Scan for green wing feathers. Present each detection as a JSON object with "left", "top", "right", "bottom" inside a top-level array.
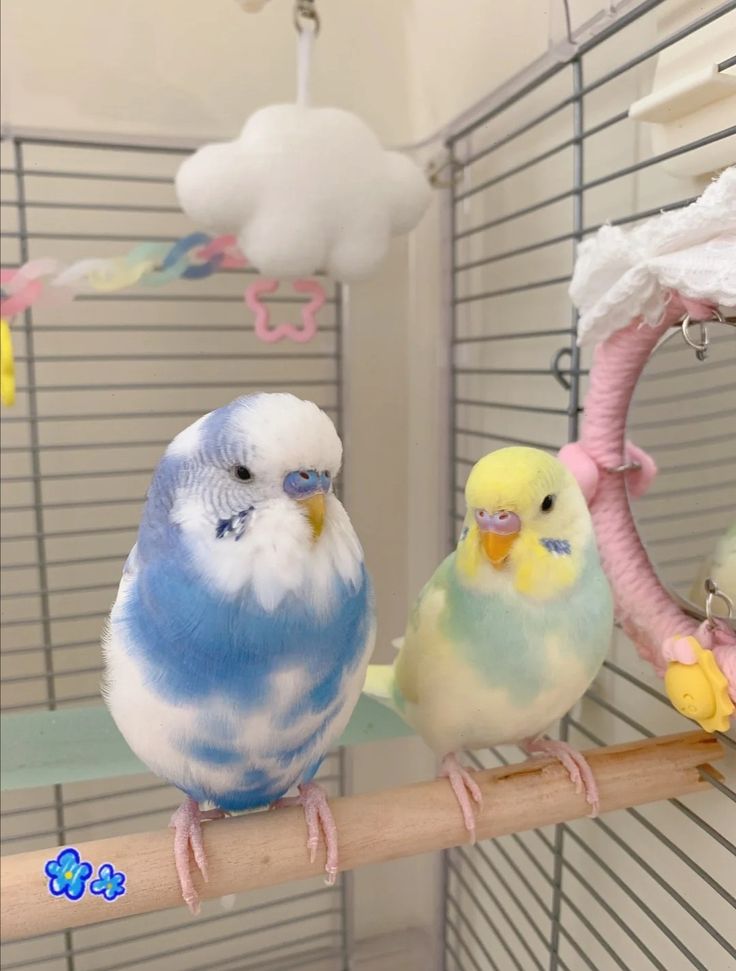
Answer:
[
  {"left": 363, "top": 664, "right": 398, "bottom": 711},
  {"left": 363, "top": 560, "right": 453, "bottom": 713}
]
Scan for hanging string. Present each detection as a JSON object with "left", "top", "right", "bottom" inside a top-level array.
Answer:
[
  {"left": 294, "top": 0, "right": 319, "bottom": 107},
  {"left": 297, "top": 25, "right": 314, "bottom": 106}
]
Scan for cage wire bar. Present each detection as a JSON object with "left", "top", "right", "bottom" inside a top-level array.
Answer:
[
  {"left": 0, "top": 134, "right": 351, "bottom": 971},
  {"left": 444, "top": 2, "right": 736, "bottom": 971}
]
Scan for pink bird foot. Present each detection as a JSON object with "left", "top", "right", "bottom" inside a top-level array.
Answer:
[
  {"left": 169, "top": 797, "right": 227, "bottom": 914},
  {"left": 521, "top": 736, "right": 600, "bottom": 816},
  {"left": 273, "top": 782, "right": 339, "bottom": 884},
  {"left": 440, "top": 753, "right": 483, "bottom": 842}
]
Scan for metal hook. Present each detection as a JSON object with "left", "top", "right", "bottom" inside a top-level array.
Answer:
[
  {"left": 426, "top": 153, "right": 463, "bottom": 188},
  {"left": 551, "top": 347, "right": 572, "bottom": 390},
  {"left": 704, "top": 577, "right": 735, "bottom": 629},
  {"left": 680, "top": 314, "right": 710, "bottom": 361},
  {"left": 294, "top": 0, "right": 320, "bottom": 35},
  {"left": 679, "top": 307, "right": 736, "bottom": 361}
]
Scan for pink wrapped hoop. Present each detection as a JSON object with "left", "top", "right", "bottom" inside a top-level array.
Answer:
[{"left": 559, "top": 295, "right": 735, "bottom": 693}]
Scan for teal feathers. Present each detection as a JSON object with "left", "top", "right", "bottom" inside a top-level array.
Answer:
[{"left": 364, "top": 447, "right": 614, "bottom": 755}]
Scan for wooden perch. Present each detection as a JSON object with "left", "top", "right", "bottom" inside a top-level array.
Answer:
[{"left": 0, "top": 730, "right": 722, "bottom": 942}]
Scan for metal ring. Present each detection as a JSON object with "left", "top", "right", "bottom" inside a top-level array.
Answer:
[
  {"left": 704, "top": 577, "right": 734, "bottom": 627},
  {"left": 680, "top": 314, "right": 710, "bottom": 361},
  {"left": 294, "top": 0, "right": 320, "bottom": 35},
  {"left": 680, "top": 306, "right": 732, "bottom": 361},
  {"left": 607, "top": 462, "right": 642, "bottom": 474}
]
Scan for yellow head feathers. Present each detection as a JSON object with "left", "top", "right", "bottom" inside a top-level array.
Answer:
[
  {"left": 457, "top": 447, "right": 593, "bottom": 599},
  {"left": 465, "top": 447, "right": 571, "bottom": 515}
]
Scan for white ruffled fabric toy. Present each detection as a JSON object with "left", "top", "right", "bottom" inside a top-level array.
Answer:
[
  {"left": 571, "top": 166, "right": 736, "bottom": 345},
  {"left": 176, "top": 104, "right": 430, "bottom": 282}
]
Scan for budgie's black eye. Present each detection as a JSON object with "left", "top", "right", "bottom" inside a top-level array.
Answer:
[
  {"left": 233, "top": 465, "right": 252, "bottom": 482},
  {"left": 541, "top": 494, "right": 555, "bottom": 512}
]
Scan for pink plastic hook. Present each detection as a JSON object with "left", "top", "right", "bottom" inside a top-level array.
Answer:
[
  {"left": 245, "top": 278, "right": 325, "bottom": 344},
  {"left": 196, "top": 235, "right": 248, "bottom": 270},
  {"left": 0, "top": 269, "right": 43, "bottom": 318}
]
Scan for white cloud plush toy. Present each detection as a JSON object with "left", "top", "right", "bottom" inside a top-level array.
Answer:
[{"left": 176, "top": 104, "right": 431, "bottom": 282}]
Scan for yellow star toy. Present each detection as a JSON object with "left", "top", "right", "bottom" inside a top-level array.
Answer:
[{"left": 664, "top": 636, "right": 734, "bottom": 733}]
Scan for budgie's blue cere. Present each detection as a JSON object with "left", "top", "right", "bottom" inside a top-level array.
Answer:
[{"left": 104, "top": 393, "right": 374, "bottom": 911}]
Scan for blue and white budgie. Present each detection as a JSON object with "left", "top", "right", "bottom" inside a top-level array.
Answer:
[
  {"left": 365, "top": 447, "right": 613, "bottom": 839},
  {"left": 104, "top": 393, "right": 374, "bottom": 912}
]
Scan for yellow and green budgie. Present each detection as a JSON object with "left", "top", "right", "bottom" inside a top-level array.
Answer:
[{"left": 365, "top": 446, "right": 614, "bottom": 839}]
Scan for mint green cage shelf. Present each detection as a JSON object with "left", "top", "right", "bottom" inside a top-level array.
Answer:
[{"left": 1, "top": 697, "right": 413, "bottom": 792}]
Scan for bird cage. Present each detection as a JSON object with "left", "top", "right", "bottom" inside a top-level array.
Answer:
[{"left": 1, "top": 2, "right": 734, "bottom": 970}]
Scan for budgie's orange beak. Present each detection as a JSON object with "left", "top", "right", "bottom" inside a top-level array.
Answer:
[
  {"left": 481, "top": 530, "right": 518, "bottom": 567},
  {"left": 476, "top": 509, "right": 521, "bottom": 568},
  {"left": 299, "top": 493, "right": 325, "bottom": 540}
]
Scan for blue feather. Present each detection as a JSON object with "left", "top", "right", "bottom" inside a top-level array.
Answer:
[
  {"left": 187, "top": 769, "right": 283, "bottom": 812},
  {"left": 186, "top": 740, "right": 242, "bottom": 766},
  {"left": 119, "top": 555, "right": 371, "bottom": 704},
  {"left": 118, "top": 554, "right": 371, "bottom": 810},
  {"left": 540, "top": 537, "right": 572, "bottom": 556},
  {"left": 121, "top": 557, "right": 370, "bottom": 713}
]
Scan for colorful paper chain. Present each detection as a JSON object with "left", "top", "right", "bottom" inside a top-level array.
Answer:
[
  {"left": 0, "top": 233, "right": 246, "bottom": 318},
  {"left": 0, "top": 234, "right": 327, "bottom": 406}
]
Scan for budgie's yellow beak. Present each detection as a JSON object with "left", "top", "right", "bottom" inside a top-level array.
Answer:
[
  {"left": 299, "top": 493, "right": 325, "bottom": 540},
  {"left": 284, "top": 469, "right": 329, "bottom": 541},
  {"left": 481, "top": 528, "right": 519, "bottom": 567},
  {"left": 476, "top": 508, "right": 521, "bottom": 568}
]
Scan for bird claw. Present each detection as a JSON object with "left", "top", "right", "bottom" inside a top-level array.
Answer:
[
  {"left": 440, "top": 753, "right": 483, "bottom": 842},
  {"left": 522, "top": 736, "right": 600, "bottom": 817},
  {"left": 169, "top": 798, "right": 226, "bottom": 914},
  {"left": 274, "top": 782, "right": 339, "bottom": 882},
  {"left": 324, "top": 864, "right": 338, "bottom": 887}
]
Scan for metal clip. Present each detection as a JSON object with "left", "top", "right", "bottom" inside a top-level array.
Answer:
[
  {"left": 680, "top": 307, "right": 736, "bottom": 361},
  {"left": 551, "top": 347, "right": 572, "bottom": 390},
  {"left": 704, "top": 577, "right": 735, "bottom": 629},
  {"left": 294, "top": 0, "right": 320, "bottom": 35},
  {"left": 426, "top": 152, "right": 463, "bottom": 188},
  {"left": 681, "top": 314, "right": 710, "bottom": 361}
]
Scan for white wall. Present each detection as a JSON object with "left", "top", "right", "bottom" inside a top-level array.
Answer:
[
  {"left": 404, "top": 0, "right": 552, "bottom": 141},
  {"left": 0, "top": 0, "right": 412, "bottom": 143}
]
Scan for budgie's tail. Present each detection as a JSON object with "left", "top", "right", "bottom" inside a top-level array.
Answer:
[{"left": 363, "top": 663, "right": 397, "bottom": 712}]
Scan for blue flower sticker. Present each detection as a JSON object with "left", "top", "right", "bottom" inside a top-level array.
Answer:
[
  {"left": 44, "top": 848, "right": 92, "bottom": 901},
  {"left": 90, "top": 863, "right": 126, "bottom": 902}
]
